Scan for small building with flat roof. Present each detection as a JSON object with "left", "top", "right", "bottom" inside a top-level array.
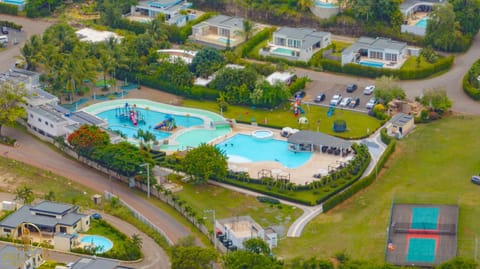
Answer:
[
  {"left": 130, "top": 0, "right": 193, "bottom": 26},
  {"left": 216, "top": 215, "right": 277, "bottom": 250},
  {"left": 76, "top": 28, "right": 123, "bottom": 43},
  {"left": 266, "top": 71, "right": 296, "bottom": 85},
  {"left": 387, "top": 112, "right": 415, "bottom": 139}
]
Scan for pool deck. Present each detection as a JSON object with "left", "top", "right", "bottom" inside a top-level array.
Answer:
[{"left": 212, "top": 123, "right": 353, "bottom": 185}]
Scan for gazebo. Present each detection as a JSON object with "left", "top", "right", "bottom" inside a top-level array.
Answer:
[{"left": 287, "top": 130, "right": 352, "bottom": 152}]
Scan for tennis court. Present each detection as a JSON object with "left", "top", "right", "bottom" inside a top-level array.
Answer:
[{"left": 385, "top": 203, "right": 458, "bottom": 267}]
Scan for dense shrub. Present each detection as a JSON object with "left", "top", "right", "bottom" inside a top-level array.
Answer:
[
  {"left": 238, "top": 27, "right": 275, "bottom": 57},
  {"left": 288, "top": 76, "right": 308, "bottom": 94},
  {"left": 380, "top": 128, "right": 391, "bottom": 145},
  {"left": 113, "top": 19, "right": 147, "bottom": 35},
  {"left": 462, "top": 59, "right": 480, "bottom": 100},
  {"left": 257, "top": 196, "right": 280, "bottom": 205},
  {"left": 0, "top": 3, "right": 18, "bottom": 15},
  {"left": 0, "top": 136, "right": 16, "bottom": 146}
]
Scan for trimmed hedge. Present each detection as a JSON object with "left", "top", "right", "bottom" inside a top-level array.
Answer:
[
  {"left": 0, "top": 3, "right": 18, "bottom": 15},
  {"left": 319, "top": 56, "right": 454, "bottom": 80},
  {"left": 237, "top": 27, "right": 275, "bottom": 58},
  {"left": 462, "top": 59, "right": 480, "bottom": 100},
  {"left": 0, "top": 20, "right": 22, "bottom": 31},
  {"left": 323, "top": 140, "right": 396, "bottom": 212},
  {"left": 257, "top": 196, "right": 280, "bottom": 205},
  {"left": 380, "top": 127, "right": 392, "bottom": 145}
]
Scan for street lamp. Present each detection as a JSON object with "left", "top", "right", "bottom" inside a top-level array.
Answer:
[
  {"left": 204, "top": 209, "right": 216, "bottom": 249},
  {"left": 140, "top": 163, "right": 151, "bottom": 198}
]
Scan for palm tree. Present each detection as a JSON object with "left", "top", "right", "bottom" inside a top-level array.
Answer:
[
  {"left": 98, "top": 49, "right": 113, "bottom": 91},
  {"left": 241, "top": 19, "right": 255, "bottom": 41},
  {"left": 14, "top": 186, "right": 34, "bottom": 205},
  {"left": 21, "top": 35, "right": 44, "bottom": 71},
  {"left": 131, "top": 234, "right": 143, "bottom": 249}
]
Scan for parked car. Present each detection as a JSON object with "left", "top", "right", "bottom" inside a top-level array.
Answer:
[
  {"left": 314, "top": 93, "right": 326, "bottom": 103},
  {"left": 91, "top": 213, "right": 102, "bottom": 219},
  {"left": 472, "top": 175, "right": 480, "bottom": 185},
  {"left": 346, "top": 84, "right": 358, "bottom": 93},
  {"left": 366, "top": 98, "right": 378, "bottom": 109},
  {"left": 339, "top": 97, "right": 352, "bottom": 107},
  {"left": 364, "top": 85, "right": 375, "bottom": 95},
  {"left": 349, "top": 97, "right": 360, "bottom": 108},
  {"left": 1, "top": 26, "right": 8, "bottom": 35},
  {"left": 330, "top": 94, "right": 343, "bottom": 106},
  {"left": 294, "top": 91, "right": 306, "bottom": 99}
]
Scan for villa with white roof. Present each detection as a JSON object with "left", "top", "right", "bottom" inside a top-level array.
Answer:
[
  {"left": 341, "top": 37, "right": 408, "bottom": 67},
  {"left": 190, "top": 15, "right": 247, "bottom": 49},
  {"left": 130, "top": 0, "right": 193, "bottom": 26},
  {"left": 260, "top": 27, "right": 331, "bottom": 62}
]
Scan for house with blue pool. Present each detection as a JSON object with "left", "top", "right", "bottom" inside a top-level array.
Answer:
[
  {"left": 190, "top": 15, "right": 251, "bottom": 49},
  {"left": 130, "top": 0, "right": 194, "bottom": 26},
  {"left": 0, "top": 201, "right": 91, "bottom": 251},
  {"left": 260, "top": 27, "right": 331, "bottom": 62},
  {"left": 0, "top": 0, "right": 26, "bottom": 11},
  {"left": 341, "top": 37, "right": 408, "bottom": 68},
  {"left": 400, "top": 0, "right": 445, "bottom": 36}
]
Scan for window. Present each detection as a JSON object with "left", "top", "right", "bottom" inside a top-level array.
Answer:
[
  {"left": 38, "top": 118, "right": 42, "bottom": 122},
  {"left": 45, "top": 121, "right": 49, "bottom": 126},
  {"left": 3, "top": 228, "right": 11, "bottom": 233},
  {"left": 218, "top": 28, "right": 230, "bottom": 37},
  {"left": 59, "top": 226, "right": 66, "bottom": 233}
]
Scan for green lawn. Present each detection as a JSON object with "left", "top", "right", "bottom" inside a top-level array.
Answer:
[
  {"left": 182, "top": 99, "right": 382, "bottom": 139},
  {"left": 274, "top": 115, "right": 480, "bottom": 261},
  {"left": 401, "top": 55, "right": 435, "bottom": 70},
  {"left": 174, "top": 180, "right": 303, "bottom": 232}
]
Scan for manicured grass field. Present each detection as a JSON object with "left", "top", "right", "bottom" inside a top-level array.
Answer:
[
  {"left": 174, "top": 180, "right": 302, "bottom": 231},
  {"left": 275, "top": 115, "right": 480, "bottom": 261},
  {"left": 182, "top": 99, "right": 382, "bottom": 139}
]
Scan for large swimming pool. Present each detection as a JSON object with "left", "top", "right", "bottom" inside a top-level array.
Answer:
[
  {"left": 83, "top": 99, "right": 231, "bottom": 151},
  {"left": 217, "top": 134, "right": 312, "bottom": 168},
  {"left": 96, "top": 108, "right": 203, "bottom": 141}
]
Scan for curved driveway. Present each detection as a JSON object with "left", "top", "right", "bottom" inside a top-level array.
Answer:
[{"left": 0, "top": 127, "right": 193, "bottom": 249}]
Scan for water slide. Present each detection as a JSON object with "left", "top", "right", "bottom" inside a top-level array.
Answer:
[
  {"left": 154, "top": 116, "right": 175, "bottom": 130},
  {"left": 129, "top": 111, "right": 138, "bottom": 126}
]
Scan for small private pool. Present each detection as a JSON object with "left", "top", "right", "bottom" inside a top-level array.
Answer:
[
  {"left": 359, "top": 61, "right": 385, "bottom": 68},
  {"left": 272, "top": 47, "right": 296, "bottom": 56},
  {"left": 415, "top": 17, "right": 429, "bottom": 28},
  {"left": 80, "top": 235, "right": 113, "bottom": 253}
]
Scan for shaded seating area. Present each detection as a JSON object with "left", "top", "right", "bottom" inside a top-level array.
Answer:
[{"left": 288, "top": 130, "right": 352, "bottom": 153}]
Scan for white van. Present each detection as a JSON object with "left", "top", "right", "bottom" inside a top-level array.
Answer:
[{"left": 0, "top": 35, "right": 8, "bottom": 44}]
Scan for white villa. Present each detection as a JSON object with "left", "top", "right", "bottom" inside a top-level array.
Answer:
[
  {"left": 190, "top": 15, "right": 248, "bottom": 49},
  {"left": 130, "top": 0, "right": 194, "bottom": 26},
  {"left": 341, "top": 37, "right": 408, "bottom": 68},
  {"left": 260, "top": 27, "right": 331, "bottom": 62},
  {"left": 400, "top": 0, "right": 445, "bottom": 36}
]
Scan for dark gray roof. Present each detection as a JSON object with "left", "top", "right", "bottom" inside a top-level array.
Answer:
[
  {"left": 344, "top": 37, "right": 407, "bottom": 54},
  {"left": 68, "top": 111, "right": 106, "bottom": 126},
  {"left": 0, "top": 202, "right": 86, "bottom": 228},
  {"left": 390, "top": 113, "right": 413, "bottom": 126},
  {"left": 31, "top": 201, "right": 73, "bottom": 214},
  {"left": 33, "top": 87, "right": 57, "bottom": 101},
  {"left": 400, "top": 0, "right": 443, "bottom": 13},
  {"left": 0, "top": 245, "right": 42, "bottom": 269},
  {"left": 288, "top": 130, "right": 352, "bottom": 148},
  {"left": 71, "top": 257, "right": 121, "bottom": 269}
]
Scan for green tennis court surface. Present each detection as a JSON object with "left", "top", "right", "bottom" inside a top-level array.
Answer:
[
  {"left": 407, "top": 238, "right": 436, "bottom": 262},
  {"left": 411, "top": 207, "right": 439, "bottom": 229}
]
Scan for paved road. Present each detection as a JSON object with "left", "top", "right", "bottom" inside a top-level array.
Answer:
[
  {"left": 0, "top": 127, "right": 194, "bottom": 254},
  {"left": 297, "top": 31, "right": 480, "bottom": 115},
  {"left": 0, "top": 14, "right": 52, "bottom": 71}
]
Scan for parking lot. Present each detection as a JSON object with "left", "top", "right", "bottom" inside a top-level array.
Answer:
[
  {"left": 301, "top": 79, "right": 377, "bottom": 113},
  {"left": 0, "top": 27, "right": 26, "bottom": 48}
]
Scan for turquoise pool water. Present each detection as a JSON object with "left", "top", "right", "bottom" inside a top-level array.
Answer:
[
  {"left": 407, "top": 238, "right": 436, "bottom": 263},
  {"left": 3, "top": 0, "right": 25, "bottom": 4},
  {"left": 416, "top": 17, "right": 429, "bottom": 28},
  {"left": 83, "top": 99, "right": 231, "bottom": 151},
  {"left": 96, "top": 108, "right": 203, "bottom": 141},
  {"left": 272, "top": 47, "right": 296, "bottom": 56},
  {"left": 314, "top": 0, "right": 337, "bottom": 8},
  {"left": 217, "top": 134, "right": 312, "bottom": 168},
  {"left": 359, "top": 61, "right": 384, "bottom": 68},
  {"left": 81, "top": 235, "right": 113, "bottom": 253},
  {"left": 218, "top": 37, "right": 234, "bottom": 44}
]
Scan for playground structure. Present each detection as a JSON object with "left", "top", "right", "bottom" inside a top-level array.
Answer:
[
  {"left": 115, "top": 103, "right": 145, "bottom": 126},
  {"left": 154, "top": 114, "right": 177, "bottom": 131},
  {"left": 327, "top": 106, "right": 335, "bottom": 117},
  {"left": 291, "top": 97, "right": 305, "bottom": 117}
]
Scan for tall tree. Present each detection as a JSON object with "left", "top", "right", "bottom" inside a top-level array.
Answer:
[
  {"left": 419, "top": 87, "right": 452, "bottom": 113},
  {"left": 241, "top": 19, "right": 255, "bottom": 41},
  {"left": 450, "top": 0, "right": 480, "bottom": 36},
  {"left": 171, "top": 245, "right": 217, "bottom": 269},
  {"left": 67, "top": 125, "right": 110, "bottom": 156},
  {"left": 0, "top": 82, "right": 26, "bottom": 136},
  {"left": 190, "top": 47, "right": 225, "bottom": 78},
  {"left": 374, "top": 76, "right": 406, "bottom": 104},
  {"left": 15, "top": 186, "right": 35, "bottom": 205},
  {"left": 425, "top": 3, "right": 462, "bottom": 51},
  {"left": 183, "top": 143, "right": 228, "bottom": 184}
]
